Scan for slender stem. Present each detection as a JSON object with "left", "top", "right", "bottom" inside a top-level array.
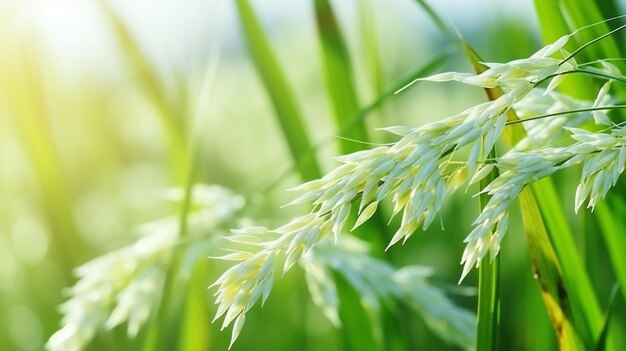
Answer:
[
  {"left": 560, "top": 23, "right": 626, "bottom": 65},
  {"left": 534, "top": 69, "right": 626, "bottom": 87},
  {"left": 505, "top": 105, "right": 626, "bottom": 125},
  {"left": 476, "top": 147, "right": 500, "bottom": 351}
]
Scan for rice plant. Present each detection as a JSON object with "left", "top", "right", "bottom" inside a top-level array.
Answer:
[
  {"left": 3, "top": 1, "right": 626, "bottom": 351},
  {"left": 211, "top": 13, "right": 626, "bottom": 350}
]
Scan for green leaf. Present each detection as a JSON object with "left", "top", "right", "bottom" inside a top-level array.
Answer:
[
  {"left": 532, "top": 3, "right": 624, "bottom": 348},
  {"left": 178, "top": 258, "right": 211, "bottom": 351},
  {"left": 358, "top": 0, "right": 384, "bottom": 112},
  {"left": 595, "top": 198, "right": 626, "bottom": 307},
  {"left": 235, "top": 0, "right": 322, "bottom": 181},
  {"left": 333, "top": 273, "right": 382, "bottom": 351},
  {"left": 517, "top": 190, "right": 586, "bottom": 350},
  {"left": 99, "top": 1, "right": 188, "bottom": 183},
  {"left": 0, "top": 46, "right": 84, "bottom": 270},
  {"left": 595, "top": 282, "right": 619, "bottom": 351},
  {"left": 530, "top": 179, "right": 603, "bottom": 349},
  {"left": 313, "top": 0, "right": 367, "bottom": 154},
  {"left": 560, "top": 0, "right": 624, "bottom": 61}
]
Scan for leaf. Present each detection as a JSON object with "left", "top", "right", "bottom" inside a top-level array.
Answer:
[
  {"left": 595, "top": 282, "right": 620, "bottom": 351},
  {"left": 313, "top": 0, "right": 367, "bottom": 154},
  {"left": 178, "top": 263, "right": 211, "bottom": 351},
  {"left": 99, "top": 1, "right": 188, "bottom": 183},
  {"left": 235, "top": 0, "right": 322, "bottom": 181},
  {"left": 595, "top": 197, "right": 626, "bottom": 308},
  {"left": 518, "top": 190, "right": 585, "bottom": 350}
]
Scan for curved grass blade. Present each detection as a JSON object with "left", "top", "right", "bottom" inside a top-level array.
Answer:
[
  {"left": 359, "top": 0, "right": 384, "bottom": 114},
  {"left": 313, "top": 0, "right": 367, "bottom": 154},
  {"left": 560, "top": 0, "right": 624, "bottom": 61},
  {"left": 0, "top": 47, "right": 85, "bottom": 271},
  {"left": 532, "top": 4, "right": 625, "bottom": 348},
  {"left": 517, "top": 191, "right": 585, "bottom": 350},
  {"left": 99, "top": 1, "right": 188, "bottom": 183},
  {"left": 530, "top": 181, "right": 608, "bottom": 349},
  {"left": 476, "top": 149, "right": 500, "bottom": 351},
  {"left": 235, "top": 0, "right": 322, "bottom": 181},
  {"left": 595, "top": 198, "right": 626, "bottom": 308}
]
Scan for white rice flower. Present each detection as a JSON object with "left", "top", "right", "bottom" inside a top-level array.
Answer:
[
  {"left": 216, "top": 233, "right": 477, "bottom": 349},
  {"left": 419, "top": 35, "right": 576, "bottom": 92},
  {"left": 211, "top": 214, "right": 332, "bottom": 349},
  {"left": 460, "top": 126, "right": 626, "bottom": 281},
  {"left": 211, "top": 124, "right": 464, "bottom": 346},
  {"left": 591, "top": 80, "right": 614, "bottom": 125},
  {"left": 47, "top": 185, "right": 243, "bottom": 351},
  {"left": 47, "top": 222, "right": 176, "bottom": 351},
  {"left": 213, "top": 31, "right": 626, "bottom": 343},
  {"left": 570, "top": 127, "right": 626, "bottom": 210},
  {"left": 304, "top": 236, "right": 476, "bottom": 350},
  {"left": 513, "top": 89, "right": 594, "bottom": 151}
]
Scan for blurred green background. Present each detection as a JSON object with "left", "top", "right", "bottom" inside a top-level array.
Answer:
[{"left": 1, "top": 0, "right": 625, "bottom": 350}]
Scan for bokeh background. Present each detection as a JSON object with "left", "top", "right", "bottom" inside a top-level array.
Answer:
[{"left": 1, "top": 0, "right": 624, "bottom": 350}]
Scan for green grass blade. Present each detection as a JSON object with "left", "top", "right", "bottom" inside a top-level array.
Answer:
[
  {"left": 530, "top": 180, "right": 604, "bottom": 348},
  {"left": 359, "top": 0, "right": 384, "bottom": 110},
  {"left": 536, "top": 0, "right": 622, "bottom": 61},
  {"left": 0, "top": 48, "right": 84, "bottom": 270},
  {"left": 595, "top": 198, "right": 626, "bottom": 306},
  {"left": 178, "top": 263, "right": 211, "bottom": 351},
  {"left": 517, "top": 190, "right": 586, "bottom": 350},
  {"left": 560, "top": 0, "right": 624, "bottom": 61},
  {"left": 594, "top": 0, "right": 625, "bottom": 48},
  {"left": 532, "top": 0, "right": 577, "bottom": 49},
  {"left": 313, "top": 0, "right": 367, "bottom": 154},
  {"left": 532, "top": 0, "right": 595, "bottom": 100},
  {"left": 333, "top": 273, "right": 382, "bottom": 351},
  {"left": 99, "top": 1, "right": 188, "bottom": 183},
  {"left": 235, "top": 0, "right": 321, "bottom": 181},
  {"left": 533, "top": 4, "right": 624, "bottom": 348}
]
